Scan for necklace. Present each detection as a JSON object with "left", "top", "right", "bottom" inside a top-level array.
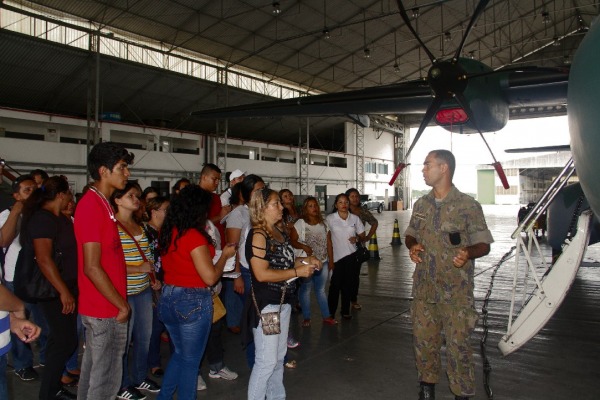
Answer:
[{"left": 89, "top": 185, "right": 117, "bottom": 222}]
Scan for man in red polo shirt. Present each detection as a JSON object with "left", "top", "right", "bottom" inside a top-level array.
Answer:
[
  {"left": 75, "top": 142, "right": 134, "bottom": 400},
  {"left": 199, "top": 164, "right": 229, "bottom": 243}
]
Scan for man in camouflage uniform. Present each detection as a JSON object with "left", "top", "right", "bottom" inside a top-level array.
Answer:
[{"left": 405, "top": 150, "right": 493, "bottom": 400}]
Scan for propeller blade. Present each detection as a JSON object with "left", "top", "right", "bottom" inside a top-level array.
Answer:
[
  {"left": 389, "top": 95, "right": 444, "bottom": 186},
  {"left": 395, "top": 0, "right": 436, "bottom": 63},
  {"left": 492, "top": 162, "right": 510, "bottom": 190},
  {"left": 405, "top": 95, "right": 445, "bottom": 159},
  {"left": 388, "top": 163, "right": 408, "bottom": 186},
  {"left": 454, "top": 0, "right": 491, "bottom": 61},
  {"left": 454, "top": 93, "right": 510, "bottom": 189}
]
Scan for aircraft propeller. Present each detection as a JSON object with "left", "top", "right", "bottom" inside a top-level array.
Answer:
[{"left": 389, "top": 0, "right": 510, "bottom": 189}]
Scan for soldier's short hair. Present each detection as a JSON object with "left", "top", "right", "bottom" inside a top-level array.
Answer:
[{"left": 431, "top": 149, "right": 456, "bottom": 179}]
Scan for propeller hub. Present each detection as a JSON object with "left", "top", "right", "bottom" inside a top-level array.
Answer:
[{"left": 427, "top": 61, "right": 468, "bottom": 99}]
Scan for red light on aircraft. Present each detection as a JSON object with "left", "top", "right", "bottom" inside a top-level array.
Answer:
[{"left": 435, "top": 108, "right": 469, "bottom": 125}]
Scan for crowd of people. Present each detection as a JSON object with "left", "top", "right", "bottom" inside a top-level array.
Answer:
[{"left": 0, "top": 145, "right": 492, "bottom": 400}]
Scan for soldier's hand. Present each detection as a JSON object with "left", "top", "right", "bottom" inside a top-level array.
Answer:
[
  {"left": 453, "top": 248, "right": 469, "bottom": 268},
  {"left": 409, "top": 244, "right": 424, "bottom": 264}
]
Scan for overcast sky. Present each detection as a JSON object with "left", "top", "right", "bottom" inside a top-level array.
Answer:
[{"left": 407, "top": 115, "right": 571, "bottom": 193}]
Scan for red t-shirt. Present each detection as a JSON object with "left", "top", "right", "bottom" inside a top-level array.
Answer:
[
  {"left": 74, "top": 190, "right": 127, "bottom": 318},
  {"left": 209, "top": 193, "right": 225, "bottom": 244},
  {"left": 162, "top": 228, "right": 215, "bottom": 288}
]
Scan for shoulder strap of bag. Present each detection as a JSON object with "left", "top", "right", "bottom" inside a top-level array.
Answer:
[{"left": 117, "top": 221, "right": 156, "bottom": 284}]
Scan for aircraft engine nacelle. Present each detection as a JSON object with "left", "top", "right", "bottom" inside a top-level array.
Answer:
[{"left": 435, "top": 58, "right": 509, "bottom": 134}]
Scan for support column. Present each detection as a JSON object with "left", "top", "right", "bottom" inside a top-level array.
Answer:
[
  {"left": 395, "top": 121, "right": 408, "bottom": 209},
  {"left": 299, "top": 118, "right": 310, "bottom": 195},
  {"left": 86, "top": 32, "right": 101, "bottom": 181},
  {"left": 355, "top": 125, "right": 365, "bottom": 193}
]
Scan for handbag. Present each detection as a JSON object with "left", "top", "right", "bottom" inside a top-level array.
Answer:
[
  {"left": 251, "top": 281, "right": 287, "bottom": 335},
  {"left": 212, "top": 293, "right": 227, "bottom": 323},
  {"left": 13, "top": 245, "right": 62, "bottom": 303},
  {"left": 356, "top": 241, "right": 370, "bottom": 263}
]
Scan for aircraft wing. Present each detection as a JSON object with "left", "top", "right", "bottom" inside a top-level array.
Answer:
[
  {"left": 192, "top": 80, "right": 432, "bottom": 119},
  {"left": 192, "top": 68, "right": 568, "bottom": 120},
  {"left": 505, "top": 145, "right": 571, "bottom": 153}
]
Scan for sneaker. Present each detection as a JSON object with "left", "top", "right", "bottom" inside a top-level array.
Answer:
[
  {"left": 196, "top": 375, "right": 207, "bottom": 391},
  {"left": 135, "top": 378, "right": 161, "bottom": 393},
  {"left": 55, "top": 388, "right": 77, "bottom": 400},
  {"left": 14, "top": 367, "right": 38, "bottom": 381},
  {"left": 116, "top": 386, "right": 147, "bottom": 400},
  {"left": 208, "top": 366, "right": 238, "bottom": 380},
  {"left": 287, "top": 336, "right": 300, "bottom": 349}
]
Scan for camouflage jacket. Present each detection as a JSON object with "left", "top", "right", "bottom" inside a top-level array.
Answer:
[{"left": 404, "top": 186, "right": 494, "bottom": 305}]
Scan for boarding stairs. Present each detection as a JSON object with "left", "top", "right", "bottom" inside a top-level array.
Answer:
[{"left": 498, "top": 157, "right": 593, "bottom": 356}]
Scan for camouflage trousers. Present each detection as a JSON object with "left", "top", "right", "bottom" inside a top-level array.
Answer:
[{"left": 411, "top": 301, "right": 479, "bottom": 397}]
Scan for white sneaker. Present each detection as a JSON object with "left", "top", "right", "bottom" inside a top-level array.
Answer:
[
  {"left": 208, "top": 366, "right": 238, "bottom": 380},
  {"left": 196, "top": 375, "right": 207, "bottom": 391}
]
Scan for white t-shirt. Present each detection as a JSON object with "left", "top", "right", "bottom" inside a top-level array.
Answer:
[
  {"left": 0, "top": 209, "right": 22, "bottom": 282},
  {"left": 293, "top": 219, "right": 329, "bottom": 262},
  {"left": 326, "top": 212, "right": 365, "bottom": 263},
  {"left": 220, "top": 188, "right": 233, "bottom": 207}
]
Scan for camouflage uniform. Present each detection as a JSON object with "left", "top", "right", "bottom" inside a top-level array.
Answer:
[{"left": 404, "top": 186, "right": 493, "bottom": 397}]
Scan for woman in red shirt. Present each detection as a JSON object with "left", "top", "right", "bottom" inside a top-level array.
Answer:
[{"left": 156, "top": 186, "right": 235, "bottom": 400}]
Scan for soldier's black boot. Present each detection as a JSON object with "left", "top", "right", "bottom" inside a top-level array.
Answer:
[{"left": 418, "top": 382, "right": 435, "bottom": 400}]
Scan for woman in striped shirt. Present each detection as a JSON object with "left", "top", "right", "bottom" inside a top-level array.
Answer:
[{"left": 111, "top": 182, "right": 162, "bottom": 399}]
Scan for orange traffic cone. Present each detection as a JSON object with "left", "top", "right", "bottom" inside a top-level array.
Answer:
[
  {"left": 368, "top": 233, "right": 381, "bottom": 260},
  {"left": 391, "top": 219, "right": 402, "bottom": 246}
]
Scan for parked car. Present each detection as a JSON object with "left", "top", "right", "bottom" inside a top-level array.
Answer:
[{"left": 360, "top": 195, "right": 384, "bottom": 214}]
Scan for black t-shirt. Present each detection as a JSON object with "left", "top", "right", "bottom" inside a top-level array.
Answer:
[
  {"left": 245, "top": 228, "right": 297, "bottom": 309},
  {"left": 27, "top": 209, "right": 78, "bottom": 290}
]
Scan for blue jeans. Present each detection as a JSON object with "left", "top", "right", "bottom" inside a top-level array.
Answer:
[
  {"left": 65, "top": 314, "right": 83, "bottom": 372},
  {"left": 157, "top": 285, "right": 212, "bottom": 400},
  {"left": 78, "top": 316, "right": 128, "bottom": 400},
  {"left": 299, "top": 261, "right": 331, "bottom": 320},
  {"left": 122, "top": 288, "right": 153, "bottom": 388},
  {"left": 248, "top": 303, "right": 291, "bottom": 400},
  {"left": 222, "top": 278, "right": 243, "bottom": 328},
  {"left": 4, "top": 281, "right": 48, "bottom": 370}
]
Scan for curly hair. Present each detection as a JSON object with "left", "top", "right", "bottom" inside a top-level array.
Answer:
[
  {"left": 158, "top": 185, "right": 213, "bottom": 255},
  {"left": 20, "top": 175, "right": 70, "bottom": 246},
  {"left": 249, "top": 188, "right": 279, "bottom": 237}
]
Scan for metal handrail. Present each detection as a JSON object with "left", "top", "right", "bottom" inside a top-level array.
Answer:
[{"left": 511, "top": 157, "right": 575, "bottom": 239}]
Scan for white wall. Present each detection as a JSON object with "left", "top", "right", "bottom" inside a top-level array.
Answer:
[{"left": 0, "top": 108, "right": 397, "bottom": 198}]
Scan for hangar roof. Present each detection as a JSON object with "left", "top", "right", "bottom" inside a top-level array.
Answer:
[{"left": 0, "top": 1, "right": 597, "bottom": 150}]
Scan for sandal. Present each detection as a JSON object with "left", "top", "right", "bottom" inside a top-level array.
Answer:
[
  {"left": 61, "top": 374, "right": 78, "bottom": 387},
  {"left": 284, "top": 360, "right": 297, "bottom": 369},
  {"left": 322, "top": 317, "right": 338, "bottom": 325},
  {"left": 352, "top": 303, "right": 362, "bottom": 310},
  {"left": 302, "top": 319, "right": 311, "bottom": 327}
]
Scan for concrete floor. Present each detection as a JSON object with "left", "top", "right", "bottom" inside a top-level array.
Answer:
[{"left": 7, "top": 205, "right": 600, "bottom": 399}]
